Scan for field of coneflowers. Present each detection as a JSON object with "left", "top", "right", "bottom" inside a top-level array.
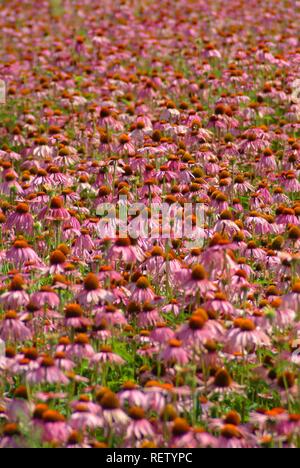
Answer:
[{"left": 0, "top": 0, "right": 299, "bottom": 449}]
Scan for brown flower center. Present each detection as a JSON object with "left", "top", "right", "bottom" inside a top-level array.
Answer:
[
  {"left": 215, "top": 292, "right": 227, "bottom": 301},
  {"left": 41, "top": 357, "right": 55, "bottom": 368},
  {"left": 5, "top": 172, "right": 16, "bottom": 181},
  {"left": 221, "top": 424, "right": 242, "bottom": 439},
  {"left": 292, "top": 282, "right": 300, "bottom": 294},
  {"left": 98, "top": 186, "right": 111, "bottom": 197},
  {"left": 234, "top": 318, "right": 256, "bottom": 331},
  {"left": 224, "top": 411, "right": 241, "bottom": 426},
  {"left": 214, "top": 369, "right": 232, "bottom": 388},
  {"left": 151, "top": 246, "right": 164, "bottom": 257},
  {"left": 3, "top": 423, "right": 21, "bottom": 436},
  {"left": 161, "top": 404, "right": 177, "bottom": 422},
  {"left": 191, "top": 264, "right": 207, "bottom": 281},
  {"left": 5, "top": 310, "right": 18, "bottom": 320},
  {"left": 101, "top": 392, "right": 120, "bottom": 410},
  {"left": 50, "top": 197, "right": 64, "bottom": 209},
  {"left": 136, "top": 276, "right": 150, "bottom": 289},
  {"left": 33, "top": 404, "right": 49, "bottom": 420},
  {"left": 129, "top": 407, "right": 145, "bottom": 420},
  {"left": 172, "top": 418, "right": 190, "bottom": 436},
  {"left": 189, "top": 315, "right": 206, "bottom": 330},
  {"left": 84, "top": 273, "right": 100, "bottom": 291},
  {"left": 74, "top": 334, "right": 89, "bottom": 345},
  {"left": 16, "top": 203, "right": 29, "bottom": 214},
  {"left": 9, "top": 274, "right": 24, "bottom": 291},
  {"left": 100, "top": 345, "right": 112, "bottom": 353},
  {"left": 65, "top": 304, "right": 83, "bottom": 318},
  {"left": 100, "top": 107, "right": 111, "bottom": 118},
  {"left": 193, "top": 308, "right": 209, "bottom": 321},
  {"left": 288, "top": 226, "right": 300, "bottom": 240},
  {"left": 14, "top": 386, "right": 28, "bottom": 400},
  {"left": 122, "top": 381, "right": 138, "bottom": 391},
  {"left": 168, "top": 339, "right": 182, "bottom": 348},
  {"left": 74, "top": 403, "right": 89, "bottom": 413},
  {"left": 204, "top": 340, "right": 217, "bottom": 352},
  {"left": 115, "top": 237, "right": 131, "bottom": 247},
  {"left": 119, "top": 134, "right": 130, "bottom": 144},
  {"left": 277, "top": 372, "right": 295, "bottom": 389},
  {"left": 23, "top": 347, "right": 38, "bottom": 360},
  {"left": 50, "top": 250, "right": 66, "bottom": 265},
  {"left": 14, "top": 240, "right": 29, "bottom": 249},
  {"left": 42, "top": 410, "right": 65, "bottom": 423}
]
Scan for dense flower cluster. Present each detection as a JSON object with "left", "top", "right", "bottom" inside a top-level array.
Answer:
[{"left": 0, "top": 0, "right": 299, "bottom": 448}]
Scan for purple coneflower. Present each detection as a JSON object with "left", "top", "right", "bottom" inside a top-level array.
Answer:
[
  {"left": 26, "top": 356, "right": 69, "bottom": 385},
  {"left": 70, "top": 403, "right": 103, "bottom": 431},
  {"left": 39, "top": 196, "right": 70, "bottom": 222},
  {"left": 67, "top": 334, "right": 95, "bottom": 360},
  {"left": 95, "top": 304, "right": 127, "bottom": 327},
  {"left": 109, "top": 237, "right": 138, "bottom": 264},
  {"left": 91, "top": 345, "right": 125, "bottom": 365},
  {"left": 6, "top": 239, "right": 43, "bottom": 267},
  {"left": 0, "top": 172, "right": 23, "bottom": 195},
  {"left": 183, "top": 264, "right": 216, "bottom": 297},
  {"left": 150, "top": 322, "right": 175, "bottom": 344},
  {"left": 161, "top": 339, "right": 190, "bottom": 365},
  {"left": 205, "top": 368, "right": 244, "bottom": 397},
  {"left": 125, "top": 407, "right": 154, "bottom": 440},
  {"left": 4, "top": 203, "right": 34, "bottom": 235},
  {"left": 118, "top": 381, "right": 148, "bottom": 408},
  {"left": 0, "top": 423, "right": 24, "bottom": 448},
  {"left": 30, "top": 286, "right": 60, "bottom": 309},
  {"left": 116, "top": 134, "right": 135, "bottom": 156},
  {"left": 99, "top": 391, "right": 129, "bottom": 426},
  {"left": 130, "top": 276, "right": 156, "bottom": 303},
  {"left": 48, "top": 249, "right": 68, "bottom": 275},
  {"left": 41, "top": 410, "right": 70, "bottom": 445},
  {"left": 177, "top": 312, "right": 218, "bottom": 346},
  {"left": 218, "top": 424, "right": 250, "bottom": 448},
  {"left": 6, "top": 386, "right": 31, "bottom": 422},
  {"left": 0, "top": 275, "right": 29, "bottom": 310},
  {"left": 161, "top": 299, "right": 180, "bottom": 317},
  {"left": 77, "top": 273, "right": 114, "bottom": 306},
  {"left": 137, "top": 302, "right": 162, "bottom": 328},
  {"left": 72, "top": 228, "right": 94, "bottom": 261},
  {"left": 54, "top": 351, "right": 75, "bottom": 371},
  {"left": 282, "top": 282, "right": 300, "bottom": 311},
  {"left": 203, "top": 292, "right": 235, "bottom": 318},
  {"left": 170, "top": 418, "right": 196, "bottom": 448},
  {"left": 0, "top": 311, "right": 32, "bottom": 342},
  {"left": 64, "top": 303, "right": 91, "bottom": 329},
  {"left": 225, "top": 318, "right": 270, "bottom": 354}
]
